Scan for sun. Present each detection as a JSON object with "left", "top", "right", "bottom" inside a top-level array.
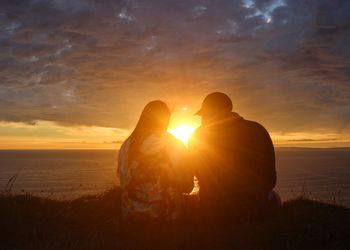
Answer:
[{"left": 168, "top": 125, "right": 196, "bottom": 145}]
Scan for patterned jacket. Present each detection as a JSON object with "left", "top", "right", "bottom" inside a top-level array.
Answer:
[{"left": 118, "top": 133, "right": 191, "bottom": 221}]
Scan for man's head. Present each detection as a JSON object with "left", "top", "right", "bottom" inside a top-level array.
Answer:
[{"left": 195, "top": 92, "right": 233, "bottom": 124}]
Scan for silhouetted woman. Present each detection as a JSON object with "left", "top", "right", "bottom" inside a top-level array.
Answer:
[{"left": 118, "top": 100, "right": 193, "bottom": 225}]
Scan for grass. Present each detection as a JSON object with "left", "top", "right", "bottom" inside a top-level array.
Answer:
[{"left": 0, "top": 187, "right": 349, "bottom": 250}]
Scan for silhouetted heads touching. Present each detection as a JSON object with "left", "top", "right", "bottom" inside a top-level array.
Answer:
[{"left": 119, "top": 94, "right": 278, "bottom": 225}]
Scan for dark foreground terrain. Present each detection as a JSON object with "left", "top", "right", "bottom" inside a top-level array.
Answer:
[{"left": 0, "top": 187, "right": 349, "bottom": 250}]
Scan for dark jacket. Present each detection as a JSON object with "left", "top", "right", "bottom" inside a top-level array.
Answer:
[{"left": 188, "top": 112, "right": 276, "bottom": 220}]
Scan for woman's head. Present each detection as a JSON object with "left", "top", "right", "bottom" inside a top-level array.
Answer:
[
  {"left": 135, "top": 100, "right": 170, "bottom": 134},
  {"left": 128, "top": 100, "right": 170, "bottom": 155}
]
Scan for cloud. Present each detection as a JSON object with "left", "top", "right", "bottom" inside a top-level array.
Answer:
[
  {"left": 0, "top": 0, "right": 349, "bottom": 137},
  {"left": 287, "top": 138, "right": 338, "bottom": 142},
  {"left": 0, "top": 120, "right": 129, "bottom": 148}
]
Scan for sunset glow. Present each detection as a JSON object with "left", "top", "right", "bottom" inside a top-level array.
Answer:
[
  {"left": 169, "top": 124, "right": 196, "bottom": 145},
  {"left": 0, "top": 0, "right": 349, "bottom": 149},
  {"left": 0, "top": 2, "right": 349, "bottom": 247}
]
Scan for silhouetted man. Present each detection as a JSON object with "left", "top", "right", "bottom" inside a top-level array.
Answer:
[{"left": 189, "top": 92, "right": 279, "bottom": 222}]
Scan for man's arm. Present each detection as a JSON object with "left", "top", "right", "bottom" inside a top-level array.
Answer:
[{"left": 187, "top": 130, "right": 201, "bottom": 180}]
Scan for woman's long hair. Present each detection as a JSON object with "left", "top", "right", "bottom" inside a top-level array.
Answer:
[{"left": 128, "top": 100, "right": 170, "bottom": 159}]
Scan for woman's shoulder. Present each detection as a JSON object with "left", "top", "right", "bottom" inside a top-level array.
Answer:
[{"left": 119, "top": 138, "right": 131, "bottom": 155}]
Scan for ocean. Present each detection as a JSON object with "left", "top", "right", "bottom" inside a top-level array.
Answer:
[{"left": 0, "top": 148, "right": 350, "bottom": 206}]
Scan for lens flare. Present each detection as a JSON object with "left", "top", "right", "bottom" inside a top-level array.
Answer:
[{"left": 169, "top": 125, "right": 196, "bottom": 144}]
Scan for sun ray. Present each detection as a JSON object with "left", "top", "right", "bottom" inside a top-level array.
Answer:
[{"left": 168, "top": 125, "right": 196, "bottom": 145}]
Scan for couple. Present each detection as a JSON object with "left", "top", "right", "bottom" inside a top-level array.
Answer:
[{"left": 118, "top": 92, "right": 280, "bottom": 225}]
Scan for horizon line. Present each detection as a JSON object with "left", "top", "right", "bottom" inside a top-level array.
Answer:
[{"left": 1, "top": 146, "right": 350, "bottom": 151}]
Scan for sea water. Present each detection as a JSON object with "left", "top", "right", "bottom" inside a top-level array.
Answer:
[{"left": 0, "top": 148, "right": 349, "bottom": 206}]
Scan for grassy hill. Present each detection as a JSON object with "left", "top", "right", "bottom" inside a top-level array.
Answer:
[{"left": 0, "top": 187, "right": 349, "bottom": 250}]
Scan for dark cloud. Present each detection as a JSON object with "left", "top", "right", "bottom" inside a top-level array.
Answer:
[
  {"left": 287, "top": 138, "right": 338, "bottom": 142},
  {"left": 0, "top": 0, "right": 349, "bottom": 134}
]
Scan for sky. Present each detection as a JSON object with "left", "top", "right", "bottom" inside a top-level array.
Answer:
[{"left": 0, "top": 0, "right": 350, "bottom": 149}]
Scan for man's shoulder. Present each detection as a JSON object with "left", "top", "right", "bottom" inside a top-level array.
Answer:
[
  {"left": 240, "top": 119, "right": 268, "bottom": 133},
  {"left": 239, "top": 119, "right": 274, "bottom": 149}
]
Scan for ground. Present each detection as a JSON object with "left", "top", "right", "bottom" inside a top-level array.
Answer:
[{"left": 0, "top": 187, "right": 349, "bottom": 250}]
